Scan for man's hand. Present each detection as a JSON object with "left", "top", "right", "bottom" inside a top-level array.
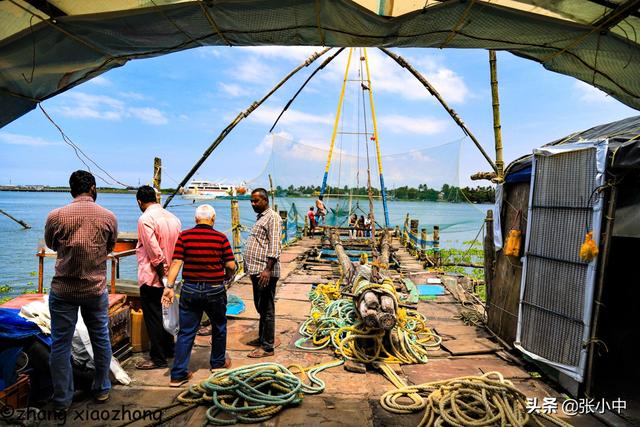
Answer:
[
  {"left": 161, "top": 288, "right": 174, "bottom": 306},
  {"left": 258, "top": 269, "right": 271, "bottom": 287}
]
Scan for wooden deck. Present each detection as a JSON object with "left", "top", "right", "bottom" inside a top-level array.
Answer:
[{"left": 43, "top": 236, "right": 608, "bottom": 426}]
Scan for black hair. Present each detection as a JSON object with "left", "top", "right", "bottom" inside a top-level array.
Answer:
[
  {"left": 319, "top": 195, "right": 324, "bottom": 200},
  {"left": 136, "top": 185, "right": 158, "bottom": 204},
  {"left": 309, "top": 206, "right": 314, "bottom": 210},
  {"left": 251, "top": 188, "right": 269, "bottom": 201},
  {"left": 69, "top": 170, "right": 96, "bottom": 197}
]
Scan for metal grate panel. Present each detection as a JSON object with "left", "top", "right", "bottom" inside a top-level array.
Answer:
[{"left": 517, "top": 142, "right": 606, "bottom": 381}]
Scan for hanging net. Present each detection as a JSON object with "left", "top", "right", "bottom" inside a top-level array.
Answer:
[{"left": 246, "top": 132, "right": 464, "bottom": 229}]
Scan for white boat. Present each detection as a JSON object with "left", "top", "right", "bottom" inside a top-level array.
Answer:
[{"left": 182, "top": 180, "right": 249, "bottom": 200}]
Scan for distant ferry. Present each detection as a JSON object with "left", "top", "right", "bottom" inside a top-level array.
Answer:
[{"left": 182, "top": 180, "right": 250, "bottom": 200}]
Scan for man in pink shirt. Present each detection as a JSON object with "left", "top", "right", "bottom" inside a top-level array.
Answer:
[{"left": 134, "top": 185, "right": 181, "bottom": 370}]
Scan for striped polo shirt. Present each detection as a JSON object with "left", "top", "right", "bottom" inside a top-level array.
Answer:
[{"left": 172, "top": 224, "right": 235, "bottom": 284}]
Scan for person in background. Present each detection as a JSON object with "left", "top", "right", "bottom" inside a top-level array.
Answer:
[
  {"left": 45, "top": 170, "right": 117, "bottom": 411},
  {"left": 244, "top": 188, "right": 282, "bottom": 358},
  {"left": 315, "top": 195, "right": 327, "bottom": 225},
  {"left": 349, "top": 213, "right": 358, "bottom": 238},
  {"left": 357, "top": 215, "right": 365, "bottom": 237},
  {"left": 307, "top": 206, "right": 317, "bottom": 233},
  {"left": 162, "top": 204, "right": 236, "bottom": 387},
  {"left": 364, "top": 213, "right": 372, "bottom": 238},
  {"left": 134, "top": 185, "right": 181, "bottom": 370}
]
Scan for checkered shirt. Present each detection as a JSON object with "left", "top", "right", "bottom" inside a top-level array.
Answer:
[
  {"left": 44, "top": 195, "right": 118, "bottom": 299},
  {"left": 243, "top": 208, "right": 282, "bottom": 277}
]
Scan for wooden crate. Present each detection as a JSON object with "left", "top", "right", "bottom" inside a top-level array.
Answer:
[{"left": 0, "top": 374, "right": 30, "bottom": 409}]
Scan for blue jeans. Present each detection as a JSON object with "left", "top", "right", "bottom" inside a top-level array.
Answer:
[
  {"left": 171, "top": 283, "right": 227, "bottom": 380},
  {"left": 49, "top": 291, "right": 112, "bottom": 409}
]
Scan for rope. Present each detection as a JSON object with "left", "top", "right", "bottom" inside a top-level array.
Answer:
[
  {"left": 176, "top": 360, "right": 343, "bottom": 425},
  {"left": 295, "top": 280, "right": 441, "bottom": 364},
  {"left": 379, "top": 368, "right": 573, "bottom": 427}
]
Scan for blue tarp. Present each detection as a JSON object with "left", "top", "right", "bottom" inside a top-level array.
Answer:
[
  {"left": 505, "top": 165, "right": 532, "bottom": 183},
  {"left": 0, "top": 308, "right": 50, "bottom": 392}
]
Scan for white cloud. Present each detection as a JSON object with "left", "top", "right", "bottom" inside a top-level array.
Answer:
[
  {"left": 230, "top": 57, "right": 276, "bottom": 83},
  {"left": 380, "top": 115, "right": 448, "bottom": 135},
  {"left": 118, "top": 91, "right": 146, "bottom": 100},
  {"left": 219, "top": 82, "right": 251, "bottom": 98},
  {"left": 238, "top": 46, "right": 323, "bottom": 62},
  {"left": 56, "top": 92, "right": 124, "bottom": 120},
  {"left": 249, "top": 106, "right": 332, "bottom": 127},
  {"left": 0, "top": 132, "right": 60, "bottom": 146},
  {"left": 87, "top": 75, "right": 111, "bottom": 86},
  {"left": 54, "top": 91, "right": 169, "bottom": 125},
  {"left": 316, "top": 48, "right": 469, "bottom": 104},
  {"left": 128, "top": 107, "right": 168, "bottom": 125},
  {"left": 574, "top": 81, "right": 614, "bottom": 104}
]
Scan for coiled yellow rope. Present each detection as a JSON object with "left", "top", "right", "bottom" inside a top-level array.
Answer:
[
  {"left": 296, "top": 280, "right": 441, "bottom": 363},
  {"left": 378, "top": 365, "right": 573, "bottom": 427}
]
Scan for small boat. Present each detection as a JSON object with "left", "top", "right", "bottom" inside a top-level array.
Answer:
[{"left": 182, "top": 180, "right": 250, "bottom": 200}]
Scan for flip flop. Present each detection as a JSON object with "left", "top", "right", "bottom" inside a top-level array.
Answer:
[
  {"left": 134, "top": 359, "right": 167, "bottom": 370},
  {"left": 247, "top": 348, "right": 274, "bottom": 358}
]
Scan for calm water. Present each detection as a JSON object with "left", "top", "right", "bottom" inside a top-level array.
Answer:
[{"left": 0, "top": 191, "right": 490, "bottom": 297}]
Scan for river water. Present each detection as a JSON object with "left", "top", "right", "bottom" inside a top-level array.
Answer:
[{"left": 0, "top": 191, "right": 491, "bottom": 298}]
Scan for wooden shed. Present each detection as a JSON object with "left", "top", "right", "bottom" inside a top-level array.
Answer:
[{"left": 485, "top": 115, "right": 640, "bottom": 422}]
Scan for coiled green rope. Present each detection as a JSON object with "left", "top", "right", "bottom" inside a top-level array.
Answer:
[{"left": 176, "top": 360, "right": 343, "bottom": 425}]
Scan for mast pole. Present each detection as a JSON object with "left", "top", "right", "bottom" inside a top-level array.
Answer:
[
  {"left": 363, "top": 48, "right": 390, "bottom": 227},
  {"left": 320, "top": 48, "right": 353, "bottom": 198}
]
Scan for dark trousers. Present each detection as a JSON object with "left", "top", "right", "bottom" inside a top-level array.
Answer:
[
  {"left": 171, "top": 283, "right": 227, "bottom": 380},
  {"left": 140, "top": 284, "right": 174, "bottom": 366},
  {"left": 250, "top": 275, "right": 278, "bottom": 352}
]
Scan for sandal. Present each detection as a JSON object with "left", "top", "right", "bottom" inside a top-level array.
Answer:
[
  {"left": 247, "top": 348, "right": 274, "bottom": 358},
  {"left": 246, "top": 338, "right": 261, "bottom": 347},
  {"left": 134, "top": 359, "right": 167, "bottom": 370},
  {"left": 197, "top": 324, "right": 212, "bottom": 336}
]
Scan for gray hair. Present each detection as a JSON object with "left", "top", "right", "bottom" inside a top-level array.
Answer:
[{"left": 195, "top": 204, "right": 216, "bottom": 221}]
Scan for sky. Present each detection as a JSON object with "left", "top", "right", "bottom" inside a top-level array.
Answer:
[{"left": 0, "top": 46, "right": 637, "bottom": 190}]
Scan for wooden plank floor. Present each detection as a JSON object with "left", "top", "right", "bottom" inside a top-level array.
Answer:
[{"left": 54, "top": 235, "right": 606, "bottom": 427}]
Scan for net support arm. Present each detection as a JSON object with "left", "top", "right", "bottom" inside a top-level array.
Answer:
[
  {"left": 379, "top": 47, "right": 497, "bottom": 173},
  {"left": 164, "top": 47, "right": 332, "bottom": 208}
]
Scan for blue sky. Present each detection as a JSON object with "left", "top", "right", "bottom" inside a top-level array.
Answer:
[{"left": 0, "top": 46, "right": 637, "bottom": 189}]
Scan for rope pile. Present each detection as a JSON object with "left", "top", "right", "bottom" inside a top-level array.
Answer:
[
  {"left": 295, "top": 281, "right": 441, "bottom": 363},
  {"left": 379, "top": 365, "right": 572, "bottom": 427},
  {"left": 177, "top": 360, "right": 343, "bottom": 425}
]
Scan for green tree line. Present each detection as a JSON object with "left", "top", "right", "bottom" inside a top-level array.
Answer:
[{"left": 276, "top": 184, "right": 495, "bottom": 203}]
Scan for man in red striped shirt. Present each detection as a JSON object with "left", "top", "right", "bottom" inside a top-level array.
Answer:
[{"left": 162, "top": 204, "right": 236, "bottom": 387}]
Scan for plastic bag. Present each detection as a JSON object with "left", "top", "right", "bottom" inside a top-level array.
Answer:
[{"left": 162, "top": 280, "right": 180, "bottom": 336}]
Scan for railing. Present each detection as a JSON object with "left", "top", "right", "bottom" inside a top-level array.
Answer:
[{"left": 36, "top": 247, "right": 138, "bottom": 294}]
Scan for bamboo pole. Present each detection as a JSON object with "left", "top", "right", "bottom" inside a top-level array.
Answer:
[
  {"left": 163, "top": 48, "right": 331, "bottom": 208},
  {"left": 489, "top": 51, "right": 504, "bottom": 181},
  {"left": 153, "top": 157, "right": 162, "bottom": 203},
  {"left": 230, "top": 199, "right": 244, "bottom": 274},
  {"left": 0, "top": 208, "right": 31, "bottom": 229},
  {"left": 379, "top": 48, "right": 497, "bottom": 172}
]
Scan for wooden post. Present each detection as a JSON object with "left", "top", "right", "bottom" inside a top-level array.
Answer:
[
  {"left": 420, "top": 228, "right": 428, "bottom": 260},
  {"left": 37, "top": 248, "right": 44, "bottom": 293},
  {"left": 489, "top": 51, "right": 504, "bottom": 181},
  {"left": 153, "top": 157, "right": 162, "bottom": 203},
  {"left": 230, "top": 199, "right": 244, "bottom": 273},
  {"left": 483, "top": 210, "right": 495, "bottom": 306},
  {"left": 110, "top": 257, "right": 117, "bottom": 294},
  {"left": 433, "top": 225, "right": 440, "bottom": 266},
  {"left": 279, "top": 210, "right": 288, "bottom": 243},
  {"left": 303, "top": 211, "right": 309, "bottom": 236},
  {"left": 394, "top": 225, "right": 399, "bottom": 237},
  {"left": 0, "top": 209, "right": 31, "bottom": 229}
]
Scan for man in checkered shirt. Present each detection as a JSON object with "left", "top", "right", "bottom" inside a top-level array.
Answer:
[
  {"left": 44, "top": 170, "right": 117, "bottom": 410},
  {"left": 243, "top": 188, "right": 282, "bottom": 358}
]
